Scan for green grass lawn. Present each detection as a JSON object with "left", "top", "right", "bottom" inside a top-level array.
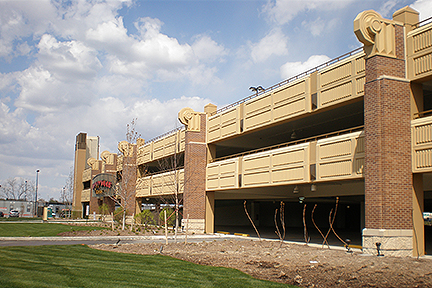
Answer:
[
  {"left": 0, "top": 223, "right": 106, "bottom": 237},
  {"left": 0, "top": 245, "right": 294, "bottom": 288}
]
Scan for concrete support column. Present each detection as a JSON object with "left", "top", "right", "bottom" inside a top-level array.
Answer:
[
  {"left": 205, "top": 191, "right": 215, "bottom": 233},
  {"left": 356, "top": 12, "right": 414, "bottom": 256},
  {"left": 413, "top": 173, "right": 425, "bottom": 257}
]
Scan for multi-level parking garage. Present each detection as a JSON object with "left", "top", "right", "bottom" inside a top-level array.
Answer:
[{"left": 73, "top": 6, "right": 432, "bottom": 257}]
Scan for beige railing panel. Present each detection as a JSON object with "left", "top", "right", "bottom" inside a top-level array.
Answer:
[
  {"left": 82, "top": 168, "right": 92, "bottom": 182},
  {"left": 150, "top": 130, "right": 184, "bottom": 162},
  {"left": 407, "top": 23, "right": 432, "bottom": 81},
  {"left": 81, "top": 189, "right": 91, "bottom": 202},
  {"left": 208, "top": 114, "right": 221, "bottom": 142},
  {"left": 178, "top": 169, "right": 184, "bottom": 194},
  {"left": 136, "top": 176, "right": 151, "bottom": 197},
  {"left": 137, "top": 142, "right": 153, "bottom": 165},
  {"left": 150, "top": 169, "right": 184, "bottom": 196},
  {"left": 153, "top": 138, "right": 165, "bottom": 160},
  {"left": 244, "top": 94, "right": 272, "bottom": 131},
  {"left": 316, "top": 131, "right": 365, "bottom": 181},
  {"left": 412, "top": 116, "right": 432, "bottom": 172},
  {"left": 206, "top": 158, "right": 239, "bottom": 190},
  {"left": 243, "top": 78, "right": 311, "bottom": 133},
  {"left": 178, "top": 129, "right": 186, "bottom": 152},
  {"left": 272, "top": 78, "right": 310, "bottom": 122},
  {"left": 221, "top": 107, "right": 240, "bottom": 138},
  {"left": 242, "top": 143, "right": 310, "bottom": 187},
  {"left": 117, "top": 155, "right": 123, "bottom": 171},
  {"left": 317, "top": 52, "right": 365, "bottom": 108}
]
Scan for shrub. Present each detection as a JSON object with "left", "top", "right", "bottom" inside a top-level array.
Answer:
[
  {"left": 114, "top": 207, "right": 126, "bottom": 223},
  {"left": 159, "top": 207, "right": 174, "bottom": 227},
  {"left": 134, "top": 210, "right": 154, "bottom": 227}
]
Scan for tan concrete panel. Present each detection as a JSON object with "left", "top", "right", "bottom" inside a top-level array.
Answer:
[
  {"left": 242, "top": 143, "right": 310, "bottom": 187},
  {"left": 319, "top": 160, "right": 352, "bottom": 178},
  {"left": 207, "top": 114, "right": 221, "bottom": 142},
  {"left": 244, "top": 94, "right": 272, "bottom": 131},
  {"left": 206, "top": 159, "right": 238, "bottom": 190},
  {"left": 153, "top": 138, "right": 165, "bottom": 160},
  {"left": 273, "top": 96, "right": 307, "bottom": 122},
  {"left": 320, "top": 81, "right": 353, "bottom": 106},
  {"left": 316, "top": 131, "right": 364, "bottom": 181},
  {"left": 220, "top": 107, "right": 239, "bottom": 138},
  {"left": 415, "top": 149, "right": 432, "bottom": 170},
  {"left": 81, "top": 189, "right": 91, "bottom": 202},
  {"left": 317, "top": 52, "right": 365, "bottom": 108},
  {"left": 412, "top": 117, "right": 432, "bottom": 172},
  {"left": 137, "top": 142, "right": 153, "bottom": 165},
  {"left": 356, "top": 77, "right": 365, "bottom": 95},
  {"left": 82, "top": 168, "right": 92, "bottom": 182},
  {"left": 178, "top": 129, "right": 186, "bottom": 152},
  {"left": 407, "top": 24, "right": 432, "bottom": 80},
  {"left": 272, "top": 166, "right": 305, "bottom": 183},
  {"left": 178, "top": 169, "right": 184, "bottom": 194},
  {"left": 136, "top": 176, "right": 151, "bottom": 197},
  {"left": 319, "top": 139, "right": 352, "bottom": 160},
  {"left": 320, "top": 61, "right": 352, "bottom": 87}
]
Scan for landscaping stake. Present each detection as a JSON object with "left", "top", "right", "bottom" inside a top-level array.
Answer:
[
  {"left": 185, "top": 214, "right": 189, "bottom": 244},
  {"left": 111, "top": 212, "right": 114, "bottom": 231},
  {"left": 164, "top": 210, "right": 168, "bottom": 245}
]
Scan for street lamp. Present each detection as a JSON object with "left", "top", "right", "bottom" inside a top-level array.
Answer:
[{"left": 35, "top": 169, "right": 40, "bottom": 217}]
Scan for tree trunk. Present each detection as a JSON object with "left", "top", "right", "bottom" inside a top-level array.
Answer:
[{"left": 122, "top": 209, "right": 126, "bottom": 230}]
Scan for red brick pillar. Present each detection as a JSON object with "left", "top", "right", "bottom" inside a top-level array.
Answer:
[
  {"left": 361, "top": 21, "right": 413, "bottom": 256},
  {"left": 183, "top": 113, "right": 207, "bottom": 232}
]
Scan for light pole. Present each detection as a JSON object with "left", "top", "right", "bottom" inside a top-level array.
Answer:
[{"left": 35, "top": 169, "right": 40, "bottom": 217}]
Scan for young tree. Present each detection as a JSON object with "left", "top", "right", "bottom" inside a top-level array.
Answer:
[
  {"left": 61, "top": 167, "right": 74, "bottom": 216},
  {"left": 109, "top": 119, "right": 140, "bottom": 230}
]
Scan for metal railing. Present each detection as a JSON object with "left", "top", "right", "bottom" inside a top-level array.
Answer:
[
  {"left": 414, "top": 16, "right": 432, "bottom": 29},
  {"left": 144, "top": 125, "right": 185, "bottom": 146},
  {"left": 211, "top": 47, "right": 363, "bottom": 116},
  {"left": 210, "top": 125, "right": 364, "bottom": 163}
]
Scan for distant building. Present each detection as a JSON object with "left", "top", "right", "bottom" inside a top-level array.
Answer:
[{"left": 0, "top": 199, "right": 36, "bottom": 217}]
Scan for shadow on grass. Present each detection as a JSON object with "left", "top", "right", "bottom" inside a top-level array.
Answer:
[{"left": 0, "top": 245, "right": 295, "bottom": 287}]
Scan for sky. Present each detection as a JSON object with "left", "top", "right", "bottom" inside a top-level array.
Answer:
[{"left": 1, "top": 0, "right": 431, "bottom": 201}]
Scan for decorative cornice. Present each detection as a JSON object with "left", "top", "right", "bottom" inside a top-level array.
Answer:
[
  {"left": 178, "top": 107, "right": 201, "bottom": 132},
  {"left": 354, "top": 10, "right": 397, "bottom": 58}
]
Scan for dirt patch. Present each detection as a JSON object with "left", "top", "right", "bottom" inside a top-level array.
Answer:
[
  {"left": 90, "top": 238, "right": 432, "bottom": 288},
  {"left": 57, "top": 222, "right": 167, "bottom": 237}
]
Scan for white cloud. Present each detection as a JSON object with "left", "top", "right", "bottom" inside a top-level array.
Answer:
[
  {"left": 37, "top": 34, "right": 102, "bottom": 82},
  {"left": 280, "top": 54, "right": 331, "bottom": 79},
  {"left": 411, "top": 0, "right": 432, "bottom": 20},
  {"left": 249, "top": 28, "right": 289, "bottom": 63},
  {"left": 192, "top": 35, "right": 228, "bottom": 62},
  {"left": 378, "top": 0, "right": 398, "bottom": 18},
  {"left": 13, "top": 66, "right": 95, "bottom": 113}
]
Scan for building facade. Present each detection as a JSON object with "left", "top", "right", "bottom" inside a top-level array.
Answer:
[{"left": 73, "top": 7, "right": 432, "bottom": 257}]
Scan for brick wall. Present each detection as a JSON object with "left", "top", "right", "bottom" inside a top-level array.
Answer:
[
  {"left": 364, "top": 24, "right": 412, "bottom": 230},
  {"left": 183, "top": 114, "right": 207, "bottom": 220}
]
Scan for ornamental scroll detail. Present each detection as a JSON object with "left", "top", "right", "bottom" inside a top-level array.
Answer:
[
  {"left": 354, "top": 10, "right": 396, "bottom": 58},
  {"left": 178, "top": 107, "right": 201, "bottom": 132}
]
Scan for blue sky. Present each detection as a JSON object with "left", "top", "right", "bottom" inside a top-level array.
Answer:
[{"left": 0, "top": 0, "right": 431, "bottom": 201}]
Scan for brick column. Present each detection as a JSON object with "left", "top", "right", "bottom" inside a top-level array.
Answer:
[
  {"left": 183, "top": 113, "right": 207, "bottom": 232},
  {"left": 363, "top": 24, "right": 413, "bottom": 256}
]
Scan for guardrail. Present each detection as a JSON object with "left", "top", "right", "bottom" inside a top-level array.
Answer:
[{"left": 211, "top": 47, "right": 363, "bottom": 116}]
